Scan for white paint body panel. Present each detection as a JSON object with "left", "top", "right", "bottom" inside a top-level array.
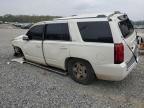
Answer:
[{"left": 43, "top": 41, "right": 70, "bottom": 69}]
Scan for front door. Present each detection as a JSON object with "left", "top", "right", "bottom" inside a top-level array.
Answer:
[{"left": 23, "top": 24, "right": 45, "bottom": 64}]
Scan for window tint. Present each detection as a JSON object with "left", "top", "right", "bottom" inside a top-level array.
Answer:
[
  {"left": 119, "top": 19, "right": 134, "bottom": 38},
  {"left": 77, "top": 21, "right": 113, "bottom": 43},
  {"left": 45, "top": 23, "right": 70, "bottom": 41},
  {"left": 26, "top": 25, "right": 44, "bottom": 40}
]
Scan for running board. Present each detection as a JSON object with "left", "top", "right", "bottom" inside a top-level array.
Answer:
[{"left": 25, "top": 60, "right": 68, "bottom": 76}]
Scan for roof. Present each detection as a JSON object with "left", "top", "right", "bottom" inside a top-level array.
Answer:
[{"left": 55, "top": 11, "right": 122, "bottom": 20}]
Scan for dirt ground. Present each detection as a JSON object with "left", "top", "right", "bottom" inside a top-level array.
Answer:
[{"left": 0, "top": 24, "right": 144, "bottom": 108}]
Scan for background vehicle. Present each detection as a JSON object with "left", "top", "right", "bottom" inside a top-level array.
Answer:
[
  {"left": 12, "top": 11, "right": 139, "bottom": 85},
  {"left": 13, "top": 23, "right": 33, "bottom": 29},
  {"left": 21, "top": 23, "right": 33, "bottom": 29}
]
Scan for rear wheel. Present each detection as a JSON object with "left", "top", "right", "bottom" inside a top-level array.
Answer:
[{"left": 68, "top": 59, "right": 95, "bottom": 85}]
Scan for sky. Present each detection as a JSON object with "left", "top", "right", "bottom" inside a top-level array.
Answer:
[{"left": 0, "top": 0, "right": 144, "bottom": 21}]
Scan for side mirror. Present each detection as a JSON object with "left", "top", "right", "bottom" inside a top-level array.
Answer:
[{"left": 23, "top": 36, "right": 29, "bottom": 41}]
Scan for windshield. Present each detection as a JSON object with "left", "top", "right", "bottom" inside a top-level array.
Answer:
[{"left": 119, "top": 19, "right": 134, "bottom": 38}]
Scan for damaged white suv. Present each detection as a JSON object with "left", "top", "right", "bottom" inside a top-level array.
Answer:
[{"left": 12, "top": 11, "right": 139, "bottom": 84}]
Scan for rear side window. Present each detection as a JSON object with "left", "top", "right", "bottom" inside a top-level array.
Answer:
[
  {"left": 45, "top": 23, "right": 70, "bottom": 41},
  {"left": 26, "top": 25, "right": 44, "bottom": 40},
  {"left": 119, "top": 19, "right": 134, "bottom": 38},
  {"left": 77, "top": 21, "right": 113, "bottom": 43}
]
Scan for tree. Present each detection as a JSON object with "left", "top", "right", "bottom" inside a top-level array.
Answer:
[{"left": 0, "top": 14, "right": 61, "bottom": 23}]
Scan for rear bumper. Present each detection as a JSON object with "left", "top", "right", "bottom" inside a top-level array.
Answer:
[{"left": 93, "top": 59, "right": 138, "bottom": 81}]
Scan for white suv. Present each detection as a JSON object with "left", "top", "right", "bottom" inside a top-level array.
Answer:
[{"left": 12, "top": 11, "right": 138, "bottom": 84}]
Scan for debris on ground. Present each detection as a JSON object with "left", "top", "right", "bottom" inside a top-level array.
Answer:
[
  {"left": 11, "top": 57, "right": 24, "bottom": 64},
  {"left": 7, "top": 62, "right": 10, "bottom": 65},
  {"left": 137, "top": 37, "right": 144, "bottom": 55}
]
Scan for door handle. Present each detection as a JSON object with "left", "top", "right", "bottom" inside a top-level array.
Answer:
[{"left": 60, "top": 46, "right": 68, "bottom": 50}]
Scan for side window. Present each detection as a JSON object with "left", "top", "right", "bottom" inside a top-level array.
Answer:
[
  {"left": 45, "top": 23, "right": 70, "bottom": 41},
  {"left": 26, "top": 25, "right": 44, "bottom": 40},
  {"left": 77, "top": 21, "right": 113, "bottom": 43}
]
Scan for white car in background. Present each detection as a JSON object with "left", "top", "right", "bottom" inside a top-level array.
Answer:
[{"left": 12, "top": 11, "right": 139, "bottom": 85}]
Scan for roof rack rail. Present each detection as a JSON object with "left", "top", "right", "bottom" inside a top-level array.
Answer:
[
  {"left": 55, "top": 11, "right": 122, "bottom": 21},
  {"left": 107, "top": 11, "right": 122, "bottom": 21},
  {"left": 114, "top": 11, "right": 121, "bottom": 14},
  {"left": 55, "top": 15, "right": 107, "bottom": 20}
]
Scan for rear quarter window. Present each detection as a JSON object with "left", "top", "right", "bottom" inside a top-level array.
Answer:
[{"left": 77, "top": 21, "right": 113, "bottom": 43}]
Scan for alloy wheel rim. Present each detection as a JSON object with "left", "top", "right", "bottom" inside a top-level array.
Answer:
[{"left": 72, "top": 62, "right": 87, "bottom": 80}]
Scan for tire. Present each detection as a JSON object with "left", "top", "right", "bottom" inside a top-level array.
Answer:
[
  {"left": 68, "top": 59, "right": 95, "bottom": 85},
  {"left": 13, "top": 47, "right": 24, "bottom": 57}
]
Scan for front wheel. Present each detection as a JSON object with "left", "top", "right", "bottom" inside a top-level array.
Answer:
[{"left": 68, "top": 59, "right": 95, "bottom": 85}]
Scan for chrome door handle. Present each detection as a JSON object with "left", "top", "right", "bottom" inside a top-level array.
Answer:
[{"left": 60, "top": 47, "right": 67, "bottom": 50}]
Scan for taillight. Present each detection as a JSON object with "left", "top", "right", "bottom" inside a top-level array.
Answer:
[{"left": 114, "top": 43, "right": 124, "bottom": 64}]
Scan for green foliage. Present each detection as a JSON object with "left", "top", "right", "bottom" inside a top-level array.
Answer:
[{"left": 0, "top": 14, "right": 61, "bottom": 23}]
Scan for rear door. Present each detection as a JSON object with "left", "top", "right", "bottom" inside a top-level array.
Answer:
[
  {"left": 118, "top": 18, "right": 137, "bottom": 66},
  {"left": 43, "top": 23, "right": 71, "bottom": 69}
]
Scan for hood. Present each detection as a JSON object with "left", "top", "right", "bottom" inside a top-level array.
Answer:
[{"left": 13, "top": 35, "right": 25, "bottom": 40}]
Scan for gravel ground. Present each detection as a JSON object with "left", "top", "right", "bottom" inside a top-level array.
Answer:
[{"left": 0, "top": 24, "right": 144, "bottom": 108}]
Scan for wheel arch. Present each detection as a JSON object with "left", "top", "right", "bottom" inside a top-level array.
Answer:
[
  {"left": 65, "top": 57, "right": 94, "bottom": 72},
  {"left": 13, "top": 46, "right": 24, "bottom": 57}
]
